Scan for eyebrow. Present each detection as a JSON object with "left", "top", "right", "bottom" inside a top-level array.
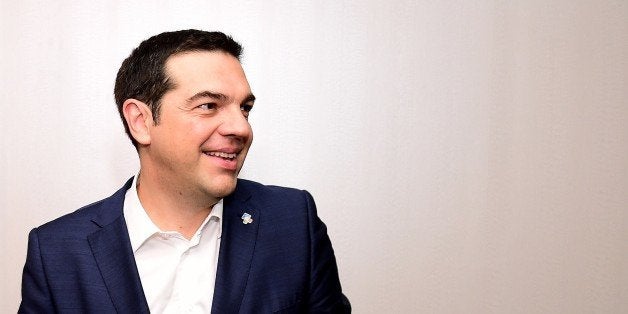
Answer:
[
  {"left": 186, "top": 91, "right": 227, "bottom": 103},
  {"left": 186, "top": 90, "right": 256, "bottom": 104},
  {"left": 243, "top": 94, "right": 256, "bottom": 104}
]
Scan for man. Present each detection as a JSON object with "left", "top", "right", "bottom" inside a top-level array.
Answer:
[{"left": 19, "top": 30, "right": 350, "bottom": 313}]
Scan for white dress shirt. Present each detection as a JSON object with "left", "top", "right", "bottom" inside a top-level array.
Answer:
[{"left": 123, "top": 176, "right": 222, "bottom": 313}]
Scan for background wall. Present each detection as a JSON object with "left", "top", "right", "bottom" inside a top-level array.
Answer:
[{"left": 1, "top": 1, "right": 627, "bottom": 313}]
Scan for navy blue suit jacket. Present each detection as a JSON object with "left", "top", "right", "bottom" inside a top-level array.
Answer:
[{"left": 19, "top": 178, "right": 350, "bottom": 313}]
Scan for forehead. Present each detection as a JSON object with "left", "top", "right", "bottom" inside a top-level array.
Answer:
[{"left": 164, "top": 51, "right": 251, "bottom": 97}]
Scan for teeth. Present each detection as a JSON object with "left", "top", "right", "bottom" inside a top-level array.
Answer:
[{"left": 206, "top": 151, "right": 237, "bottom": 159}]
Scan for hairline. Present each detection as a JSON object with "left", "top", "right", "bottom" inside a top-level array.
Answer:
[{"left": 151, "top": 48, "right": 242, "bottom": 120}]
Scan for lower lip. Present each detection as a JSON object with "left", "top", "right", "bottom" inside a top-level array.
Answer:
[{"left": 204, "top": 154, "right": 238, "bottom": 171}]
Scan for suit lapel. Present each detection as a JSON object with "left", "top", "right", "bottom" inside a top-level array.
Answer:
[
  {"left": 85, "top": 178, "right": 260, "bottom": 313},
  {"left": 87, "top": 179, "right": 149, "bottom": 313},
  {"left": 212, "top": 183, "right": 260, "bottom": 313}
]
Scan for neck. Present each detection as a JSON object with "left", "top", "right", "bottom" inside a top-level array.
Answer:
[{"left": 135, "top": 168, "right": 218, "bottom": 240}]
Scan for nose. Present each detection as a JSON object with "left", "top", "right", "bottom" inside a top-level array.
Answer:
[{"left": 218, "top": 105, "right": 252, "bottom": 141}]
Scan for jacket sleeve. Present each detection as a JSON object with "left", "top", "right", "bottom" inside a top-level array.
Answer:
[
  {"left": 19, "top": 228, "right": 55, "bottom": 313},
  {"left": 304, "top": 191, "right": 351, "bottom": 313}
]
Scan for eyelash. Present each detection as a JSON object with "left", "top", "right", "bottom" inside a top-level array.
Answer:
[
  {"left": 197, "top": 103, "right": 253, "bottom": 118},
  {"left": 241, "top": 104, "right": 253, "bottom": 113},
  {"left": 198, "top": 103, "right": 217, "bottom": 110}
]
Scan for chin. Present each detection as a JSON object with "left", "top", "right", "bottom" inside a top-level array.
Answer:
[{"left": 207, "top": 177, "right": 238, "bottom": 198}]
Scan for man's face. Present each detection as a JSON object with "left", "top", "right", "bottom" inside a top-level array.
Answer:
[{"left": 144, "top": 51, "right": 254, "bottom": 201}]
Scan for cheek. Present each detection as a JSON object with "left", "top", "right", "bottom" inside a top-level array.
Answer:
[
  {"left": 177, "top": 119, "right": 216, "bottom": 143},
  {"left": 151, "top": 124, "right": 203, "bottom": 158},
  {"left": 190, "top": 122, "right": 220, "bottom": 142}
]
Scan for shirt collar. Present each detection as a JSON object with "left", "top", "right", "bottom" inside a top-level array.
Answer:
[{"left": 123, "top": 175, "right": 224, "bottom": 252}]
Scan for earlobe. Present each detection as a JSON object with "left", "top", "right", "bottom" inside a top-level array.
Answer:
[{"left": 122, "top": 99, "right": 152, "bottom": 145}]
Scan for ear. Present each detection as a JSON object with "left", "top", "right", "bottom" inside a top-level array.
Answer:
[{"left": 122, "top": 99, "right": 153, "bottom": 146}]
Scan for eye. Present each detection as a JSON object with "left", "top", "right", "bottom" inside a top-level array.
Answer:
[
  {"left": 198, "top": 103, "right": 217, "bottom": 110},
  {"left": 241, "top": 104, "right": 253, "bottom": 117},
  {"left": 241, "top": 104, "right": 253, "bottom": 112}
]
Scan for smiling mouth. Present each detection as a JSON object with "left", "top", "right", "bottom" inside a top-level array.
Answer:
[{"left": 204, "top": 151, "right": 237, "bottom": 160}]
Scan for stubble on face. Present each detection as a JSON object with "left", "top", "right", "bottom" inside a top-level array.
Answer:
[{"left": 139, "top": 51, "right": 254, "bottom": 208}]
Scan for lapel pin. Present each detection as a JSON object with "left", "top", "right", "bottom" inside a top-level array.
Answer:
[{"left": 241, "top": 213, "right": 253, "bottom": 225}]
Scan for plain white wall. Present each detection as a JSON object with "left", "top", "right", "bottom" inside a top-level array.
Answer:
[{"left": 1, "top": 1, "right": 627, "bottom": 313}]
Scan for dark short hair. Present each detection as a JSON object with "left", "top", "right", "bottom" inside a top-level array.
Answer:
[{"left": 114, "top": 29, "right": 243, "bottom": 148}]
